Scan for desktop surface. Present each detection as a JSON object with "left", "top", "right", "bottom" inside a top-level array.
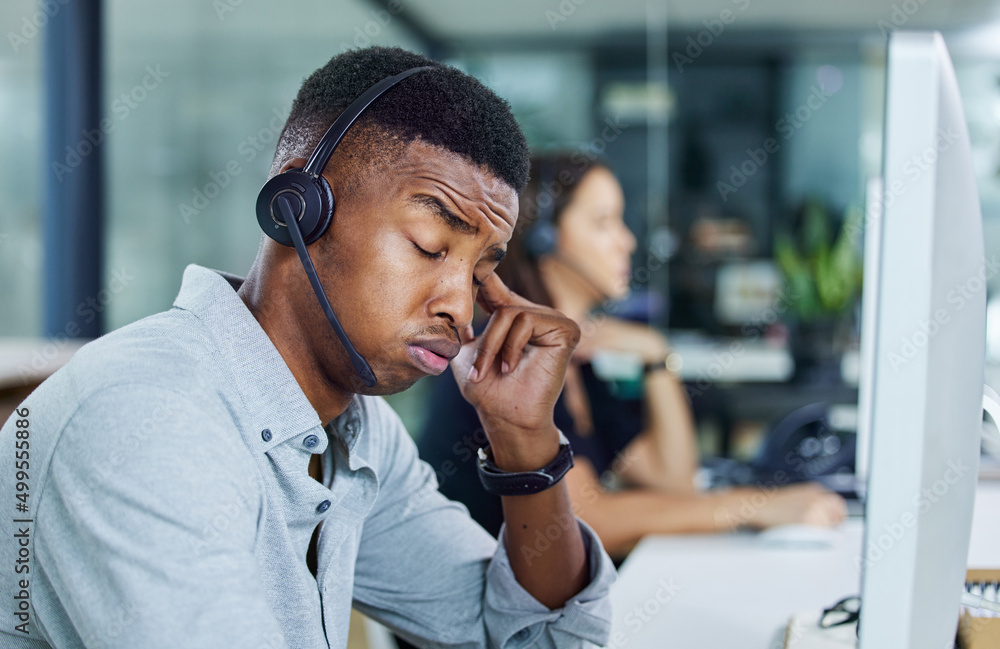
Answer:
[
  {"left": 609, "top": 521, "right": 863, "bottom": 648},
  {"left": 607, "top": 482, "right": 1000, "bottom": 648}
]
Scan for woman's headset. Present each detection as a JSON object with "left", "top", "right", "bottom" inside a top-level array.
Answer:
[{"left": 522, "top": 159, "right": 560, "bottom": 260}]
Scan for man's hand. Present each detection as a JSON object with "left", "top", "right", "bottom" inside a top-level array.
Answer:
[
  {"left": 451, "top": 273, "right": 580, "bottom": 471},
  {"left": 451, "top": 273, "right": 591, "bottom": 609}
]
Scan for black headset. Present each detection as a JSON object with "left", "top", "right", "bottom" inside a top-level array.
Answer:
[
  {"left": 255, "top": 66, "right": 432, "bottom": 388},
  {"left": 523, "top": 158, "right": 559, "bottom": 260}
]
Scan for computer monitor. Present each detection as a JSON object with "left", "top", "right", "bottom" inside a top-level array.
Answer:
[{"left": 857, "top": 31, "right": 986, "bottom": 648}]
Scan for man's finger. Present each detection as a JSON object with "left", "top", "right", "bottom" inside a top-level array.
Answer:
[
  {"left": 476, "top": 272, "right": 533, "bottom": 315},
  {"left": 468, "top": 305, "right": 517, "bottom": 382},
  {"left": 500, "top": 311, "right": 535, "bottom": 374}
]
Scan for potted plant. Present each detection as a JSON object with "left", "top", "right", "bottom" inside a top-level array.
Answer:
[{"left": 774, "top": 199, "right": 864, "bottom": 383}]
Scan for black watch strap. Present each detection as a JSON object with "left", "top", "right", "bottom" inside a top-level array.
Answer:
[
  {"left": 644, "top": 358, "right": 669, "bottom": 375},
  {"left": 477, "top": 431, "right": 574, "bottom": 496}
]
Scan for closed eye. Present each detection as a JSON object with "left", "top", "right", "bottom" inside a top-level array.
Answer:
[
  {"left": 412, "top": 241, "right": 444, "bottom": 260},
  {"left": 413, "top": 242, "right": 487, "bottom": 287}
]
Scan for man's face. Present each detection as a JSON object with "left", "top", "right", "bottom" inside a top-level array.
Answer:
[{"left": 307, "top": 140, "right": 518, "bottom": 395}]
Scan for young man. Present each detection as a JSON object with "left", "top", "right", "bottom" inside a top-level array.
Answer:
[{"left": 0, "top": 47, "right": 615, "bottom": 649}]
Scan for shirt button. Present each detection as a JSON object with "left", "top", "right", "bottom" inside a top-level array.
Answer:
[
  {"left": 316, "top": 500, "right": 331, "bottom": 514},
  {"left": 514, "top": 628, "right": 530, "bottom": 641},
  {"left": 261, "top": 429, "right": 272, "bottom": 442},
  {"left": 303, "top": 434, "right": 319, "bottom": 449}
]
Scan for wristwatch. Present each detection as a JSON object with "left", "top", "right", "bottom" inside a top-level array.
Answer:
[
  {"left": 643, "top": 358, "right": 669, "bottom": 375},
  {"left": 477, "top": 430, "right": 574, "bottom": 496}
]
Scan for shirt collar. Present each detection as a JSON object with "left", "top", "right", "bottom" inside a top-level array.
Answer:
[
  {"left": 171, "top": 264, "right": 322, "bottom": 448},
  {"left": 326, "top": 397, "right": 367, "bottom": 470}
]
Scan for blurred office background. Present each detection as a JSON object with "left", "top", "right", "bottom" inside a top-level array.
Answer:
[{"left": 4, "top": 0, "right": 1000, "bottom": 456}]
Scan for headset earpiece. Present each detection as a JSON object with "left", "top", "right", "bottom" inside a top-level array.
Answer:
[
  {"left": 255, "top": 168, "right": 335, "bottom": 247},
  {"left": 524, "top": 221, "right": 558, "bottom": 259},
  {"left": 524, "top": 158, "right": 559, "bottom": 260}
]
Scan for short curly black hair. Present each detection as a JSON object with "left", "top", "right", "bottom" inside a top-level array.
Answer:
[{"left": 271, "top": 47, "right": 530, "bottom": 193}]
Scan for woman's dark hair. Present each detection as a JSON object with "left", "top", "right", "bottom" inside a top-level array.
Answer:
[{"left": 499, "top": 153, "right": 609, "bottom": 307}]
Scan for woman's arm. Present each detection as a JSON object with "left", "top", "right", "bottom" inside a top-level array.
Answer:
[
  {"left": 565, "top": 456, "right": 847, "bottom": 559},
  {"left": 576, "top": 317, "right": 699, "bottom": 493},
  {"left": 617, "top": 365, "right": 700, "bottom": 493}
]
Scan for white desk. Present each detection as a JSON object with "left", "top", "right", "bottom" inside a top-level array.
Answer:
[{"left": 607, "top": 483, "right": 1000, "bottom": 648}]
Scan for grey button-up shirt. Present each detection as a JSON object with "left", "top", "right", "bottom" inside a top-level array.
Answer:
[{"left": 0, "top": 265, "right": 615, "bottom": 649}]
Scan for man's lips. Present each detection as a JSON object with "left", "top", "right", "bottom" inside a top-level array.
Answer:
[{"left": 407, "top": 338, "right": 461, "bottom": 375}]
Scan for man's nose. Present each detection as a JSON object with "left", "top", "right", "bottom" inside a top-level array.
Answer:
[{"left": 427, "top": 269, "right": 475, "bottom": 330}]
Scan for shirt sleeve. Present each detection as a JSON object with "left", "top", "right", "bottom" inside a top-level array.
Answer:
[
  {"left": 32, "top": 383, "right": 288, "bottom": 649},
  {"left": 352, "top": 399, "right": 617, "bottom": 649}
]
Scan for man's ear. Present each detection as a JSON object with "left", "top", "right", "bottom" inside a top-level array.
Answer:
[{"left": 278, "top": 157, "right": 309, "bottom": 175}]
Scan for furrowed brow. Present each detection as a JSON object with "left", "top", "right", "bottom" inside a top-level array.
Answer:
[{"left": 411, "top": 195, "right": 477, "bottom": 236}]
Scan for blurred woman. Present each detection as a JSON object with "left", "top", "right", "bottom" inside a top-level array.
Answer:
[{"left": 417, "top": 154, "right": 846, "bottom": 559}]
